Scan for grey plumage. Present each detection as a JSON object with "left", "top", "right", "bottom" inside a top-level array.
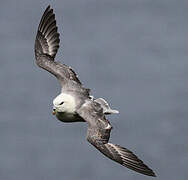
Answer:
[
  {"left": 94, "top": 98, "right": 119, "bottom": 114},
  {"left": 77, "top": 100, "right": 156, "bottom": 177},
  {"left": 34, "top": 5, "right": 156, "bottom": 177},
  {"left": 35, "top": 5, "right": 89, "bottom": 96}
]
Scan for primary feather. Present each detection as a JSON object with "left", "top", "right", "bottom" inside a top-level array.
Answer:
[
  {"left": 35, "top": 5, "right": 89, "bottom": 96},
  {"left": 35, "top": 5, "right": 60, "bottom": 58}
]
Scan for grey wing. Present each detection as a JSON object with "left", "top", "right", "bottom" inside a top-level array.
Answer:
[
  {"left": 77, "top": 100, "right": 156, "bottom": 177},
  {"left": 35, "top": 6, "right": 84, "bottom": 91}
]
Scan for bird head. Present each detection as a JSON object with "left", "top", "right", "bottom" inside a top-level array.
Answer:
[{"left": 52, "top": 93, "right": 76, "bottom": 115}]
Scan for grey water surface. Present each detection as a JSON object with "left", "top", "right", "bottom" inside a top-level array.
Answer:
[{"left": 0, "top": 0, "right": 188, "bottom": 179}]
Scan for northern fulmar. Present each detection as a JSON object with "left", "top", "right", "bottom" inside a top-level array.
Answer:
[{"left": 34, "top": 5, "right": 156, "bottom": 177}]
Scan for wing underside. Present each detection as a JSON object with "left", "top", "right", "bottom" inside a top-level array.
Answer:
[
  {"left": 35, "top": 5, "right": 60, "bottom": 59},
  {"left": 77, "top": 100, "right": 156, "bottom": 177},
  {"left": 35, "top": 6, "right": 89, "bottom": 94}
]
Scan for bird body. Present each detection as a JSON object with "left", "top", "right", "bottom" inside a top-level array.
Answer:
[
  {"left": 55, "top": 111, "right": 84, "bottom": 123},
  {"left": 34, "top": 5, "right": 156, "bottom": 177}
]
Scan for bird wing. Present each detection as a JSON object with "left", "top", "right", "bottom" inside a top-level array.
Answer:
[
  {"left": 35, "top": 6, "right": 87, "bottom": 93},
  {"left": 77, "top": 100, "right": 156, "bottom": 177}
]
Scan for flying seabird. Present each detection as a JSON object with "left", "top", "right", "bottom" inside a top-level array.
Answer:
[{"left": 34, "top": 5, "right": 156, "bottom": 177}]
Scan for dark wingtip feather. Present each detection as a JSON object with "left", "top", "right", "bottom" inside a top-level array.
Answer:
[
  {"left": 105, "top": 143, "right": 156, "bottom": 177},
  {"left": 35, "top": 5, "right": 60, "bottom": 59}
]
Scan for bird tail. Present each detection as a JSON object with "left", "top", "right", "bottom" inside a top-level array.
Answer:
[{"left": 94, "top": 98, "right": 119, "bottom": 115}]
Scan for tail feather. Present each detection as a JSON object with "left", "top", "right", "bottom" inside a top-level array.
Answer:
[{"left": 94, "top": 98, "right": 119, "bottom": 115}]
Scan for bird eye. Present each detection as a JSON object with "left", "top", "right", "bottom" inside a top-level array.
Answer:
[{"left": 59, "top": 101, "right": 64, "bottom": 105}]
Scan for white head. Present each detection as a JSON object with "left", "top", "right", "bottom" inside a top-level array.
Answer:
[{"left": 53, "top": 93, "right": 76, "bottom": 114}]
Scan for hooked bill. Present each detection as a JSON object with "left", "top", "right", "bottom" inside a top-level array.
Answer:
[{"left": 52, "top": 110, "right": 56, "bottom": 115}]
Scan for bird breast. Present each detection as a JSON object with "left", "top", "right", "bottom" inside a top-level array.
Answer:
[{"left": 55, "top": 112, "right": 85, "bottom": 123}]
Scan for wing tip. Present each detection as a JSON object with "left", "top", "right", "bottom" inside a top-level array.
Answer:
[
  {"left": 143, "top": 168, "right": 156, "bottom": 177},
  {"left": 122, "top": 160, "right": 156, "bottom": 177},
  {"left": 150, "top": 169, "right": 157, "bottom": 177},
  {"left": 152, "top": 172, "right": 157, "bottom": 177},
  {"left": 35, "top": 5, "right": 60, "bottom": 59},
  {"left": 45, "top": 5, "right": 52, "bottom": 13},
  {"left": 108, "top": 143, "right": 156, "bottom": 177},
  {"left": 146, "top": 171, "right": 156, "bottom": 177}
]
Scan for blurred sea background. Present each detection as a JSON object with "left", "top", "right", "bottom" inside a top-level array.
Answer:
[{"left": 0, "top": 0, "right": 188, "bottom": 179}]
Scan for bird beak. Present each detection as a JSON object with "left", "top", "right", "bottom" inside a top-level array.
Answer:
[{"left": 52, "top": 108, "right": 56, "bottom": 115}]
